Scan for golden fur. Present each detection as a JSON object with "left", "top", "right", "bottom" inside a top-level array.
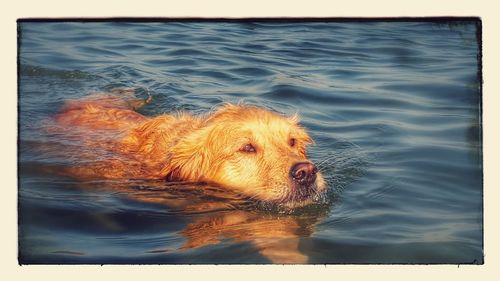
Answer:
[{"left": 53, "top": 89, "right": 325, "bottom": 207}]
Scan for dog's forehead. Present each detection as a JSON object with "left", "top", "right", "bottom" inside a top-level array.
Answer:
[
  {"left": 239, "top": 116, "right": 298, "bottom": 140},
  {"left": 213, "top": 105, "right": 305, "bottom": 140}
]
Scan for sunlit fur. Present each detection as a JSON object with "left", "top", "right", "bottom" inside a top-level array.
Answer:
[{"left": 53, "top": 92, "right": 325, "bottom": 207}]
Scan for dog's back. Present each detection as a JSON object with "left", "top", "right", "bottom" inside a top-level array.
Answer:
[
  {"left": 54, "top": 92, "right": 148, "bottom": 130},
  {"left": 51, "top": 90, "right": 204, "bottom": 180}
]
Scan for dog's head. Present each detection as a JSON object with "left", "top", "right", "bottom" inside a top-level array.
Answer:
[{"left": 163, "top": 104, "right": 325, "bottom": 207}]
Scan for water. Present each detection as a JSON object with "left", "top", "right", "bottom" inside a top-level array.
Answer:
[{"left": 18, "top": 20, "right": 482, "bottom": 264}]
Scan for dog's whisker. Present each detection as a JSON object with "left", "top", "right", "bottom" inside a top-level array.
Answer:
[{"left": 314, "top": 153, "right": 338, "bottom": 167}]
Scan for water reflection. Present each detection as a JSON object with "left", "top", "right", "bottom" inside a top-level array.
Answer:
[
  {"left": 64, "top": 179, "right": 327, "bottom": 263},
  {"left": 180, "top": 210, "right": 318, "bottom": 263}
]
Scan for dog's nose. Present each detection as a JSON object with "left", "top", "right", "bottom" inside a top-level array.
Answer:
[{"left": 290, "top": 162, "right": 318, "bottom": 187}]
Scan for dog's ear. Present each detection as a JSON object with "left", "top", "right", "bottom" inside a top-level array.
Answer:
[{"left": 161, "top": 124, "right": 224, "bottom": 182}]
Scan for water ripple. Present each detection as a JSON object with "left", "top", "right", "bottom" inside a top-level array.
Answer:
[{"left": 18, "top": 20, "right": 482, "bottom": 264}]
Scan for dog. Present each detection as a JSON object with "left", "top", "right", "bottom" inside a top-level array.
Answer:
[{"left": 52, "top": 88, "right": 325, "bottom": 207}]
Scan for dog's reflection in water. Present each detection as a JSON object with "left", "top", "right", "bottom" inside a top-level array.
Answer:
[
  {"left": 95, "top": 181, "right": 326, "bottom": 264},
  {"left": 181, "top": 210, "right": 311, "bottom": 263}
]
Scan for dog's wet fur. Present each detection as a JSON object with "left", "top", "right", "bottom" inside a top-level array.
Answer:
[{"left": 52, "top": 89, "right": 325, "bottom": 208}]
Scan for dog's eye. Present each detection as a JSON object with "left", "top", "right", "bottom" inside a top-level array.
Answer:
[
  {"left": 289, "top": 138, "right": 296, "bottom": 147},
  {"left": 240, "top": 143, "right": 256, "bottom": 153}
]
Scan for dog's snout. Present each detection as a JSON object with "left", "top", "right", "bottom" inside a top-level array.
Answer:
[{"left": 290, "top": 162, "right": 318, "bottom": 186}]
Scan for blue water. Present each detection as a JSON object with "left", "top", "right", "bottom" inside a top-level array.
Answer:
[{"left": 18, "top": 20, "right": 482, "bottom": 264}]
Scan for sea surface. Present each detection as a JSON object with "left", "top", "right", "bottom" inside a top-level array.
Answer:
[{"left": 18, "top": 20, "right": 482, "bottom": 264}]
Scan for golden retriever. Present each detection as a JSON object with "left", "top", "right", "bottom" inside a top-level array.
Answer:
[{"left": 52, "top": 88, "right": 325, "bottom": 207}]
